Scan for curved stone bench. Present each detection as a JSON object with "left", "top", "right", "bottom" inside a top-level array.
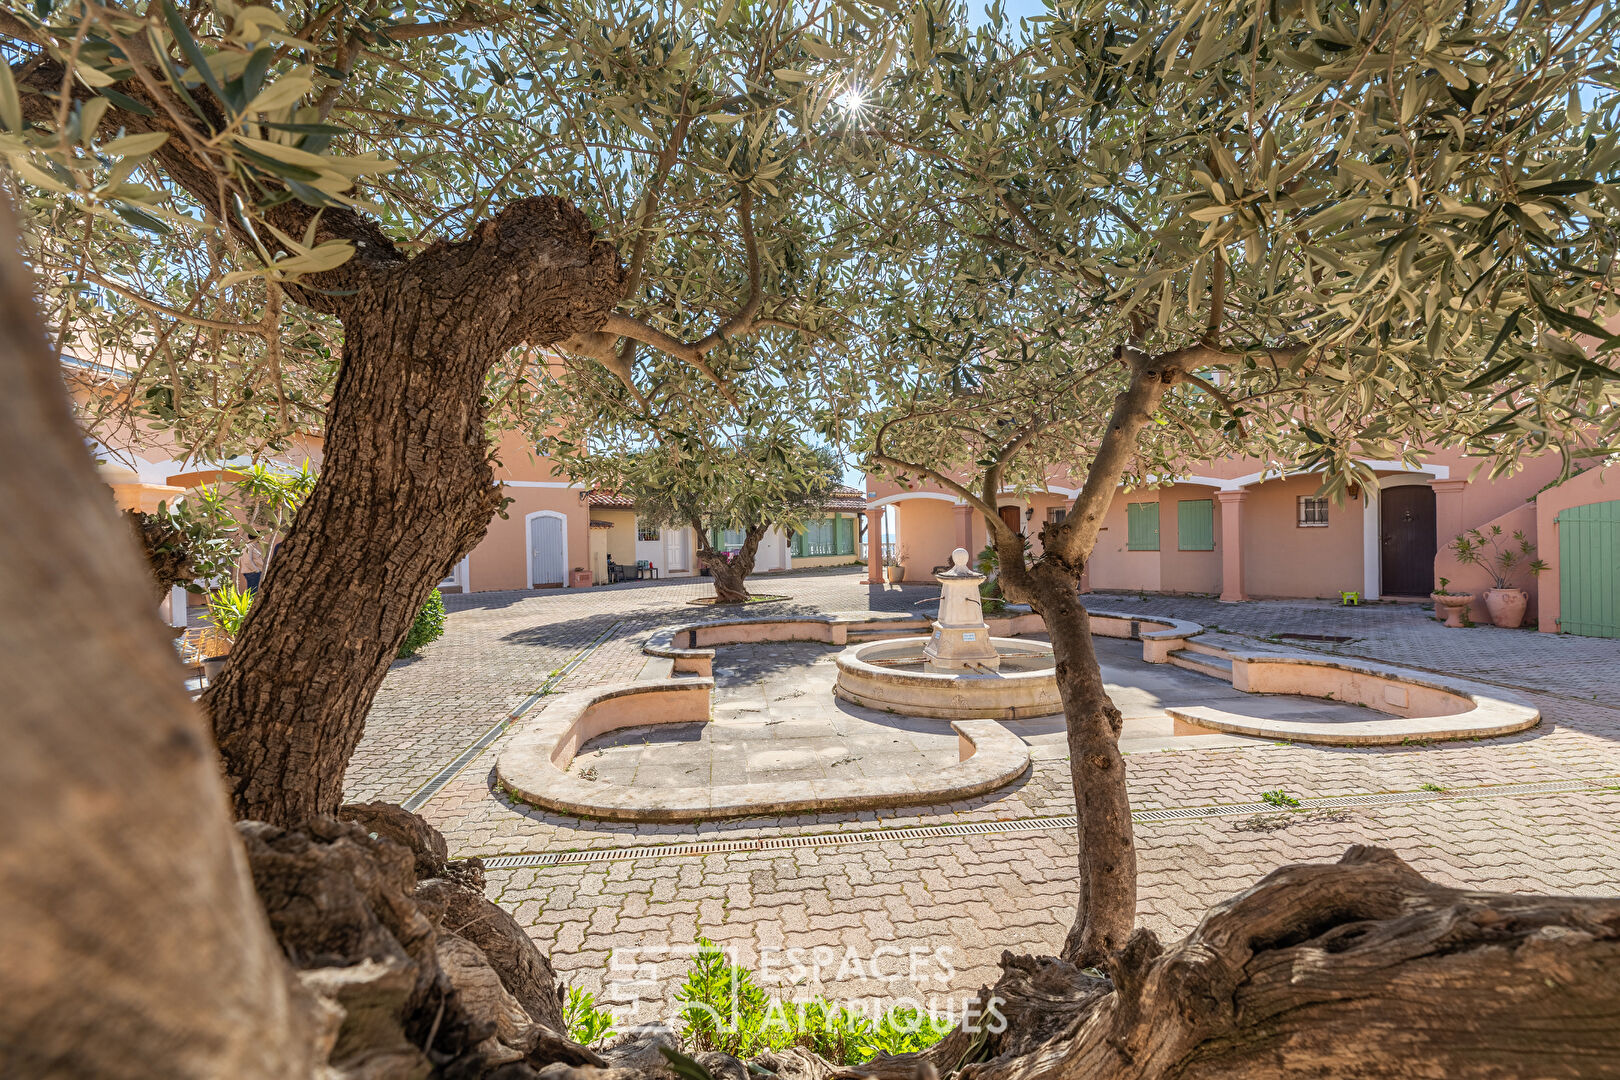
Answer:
[
  {"left": 645, "top": 608, "right": 1098, "bottom": 676},
  {"left": 643, "top": 613, "right": 930, "bottom": 677},
  {"left": 1167, "top": 651, "right": 1540, "bottom": 745},
  {"left": 493, "top": 678, "right": 1031, "bottom": 822}
]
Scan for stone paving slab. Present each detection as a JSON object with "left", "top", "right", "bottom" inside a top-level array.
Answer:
[
  {"left": 351, "top": 569, "right": 1620, "bottom": 1023},
  {"left": 487, "top": 784, "right": 1620, "bottom": 1022}
]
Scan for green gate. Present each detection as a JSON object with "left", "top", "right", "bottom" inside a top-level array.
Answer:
[{"left": 1559, "top": 500, "right": 1620, "bottom": 638}]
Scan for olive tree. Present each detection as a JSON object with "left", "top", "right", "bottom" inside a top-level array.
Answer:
[
  {"left": 4, "top": 0, "right": 871, "bottom": 824},
  {"left": 838, "top": 0, "right": 1620, "bottom": 966},
  {"left": 568, "top": 433, "right": 842, "bottom": 602}
]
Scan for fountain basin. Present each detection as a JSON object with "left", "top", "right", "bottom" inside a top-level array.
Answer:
[{"left": 834, "top": 636, "right": 1060, "bottom": 720}]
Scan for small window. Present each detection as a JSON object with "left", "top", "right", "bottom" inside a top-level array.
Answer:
[
  {"left": 1126, "top": 502, "right": 1160, "bottom": 551},
  {"left": 637, "top": 525, "right": 660, "bottom": 541},
  {"left": 1298, "top": 496, "right": 1330, "bottom": 527},
  {"left": 1046, "top": 506, "right": 1067, "bottom": 524}
]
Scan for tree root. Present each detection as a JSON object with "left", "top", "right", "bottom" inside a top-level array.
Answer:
[
  {"left": 841, "top": 847, "right": 1620, "bottom": 1080},
  {"left": 241, "top": 807, "right": 591, "bottom": 1078}
]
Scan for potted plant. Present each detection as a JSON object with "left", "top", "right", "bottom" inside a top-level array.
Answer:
[
  {"left": 883, "top": 546, "right": 908, "bottom": 584},
  {"left": 1430, "top": 577, "right": 1473, "bottom": 628},
  {"left": 201, "top": 584, "right": 254, "bottom": 680},
  {"left": 1448, "top": 526, "right": 1546, "bottom": 628}
]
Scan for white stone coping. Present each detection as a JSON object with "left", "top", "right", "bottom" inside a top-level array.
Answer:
[
  {"left": 832, "top": 637, "right": 1064, "bottom": 721},
  {"left": 643, "top": 613, "right": 929, "bottom": 674},
  {"left": 1168, "top": 649, "right": 1540, "bottom": 746},
  {"left": 493, "top": 678, "right": 1031, "bottom": 822}
]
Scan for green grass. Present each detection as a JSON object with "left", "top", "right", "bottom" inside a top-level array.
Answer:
[{"left": 1260, "top": 789, "right": 1301, "bottom": 809}]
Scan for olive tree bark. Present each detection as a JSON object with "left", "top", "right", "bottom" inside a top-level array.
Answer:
[
  {"left": 0, "top": 198, "right": 315, "bottom": 1076},
  {"left": 694, "top": 521, "right": 767, "bottom": 603},
  {"left": 841, "top": 847, "right": 1620, "bottom": 1080},
  {"left": 16, "top": 59, "right": 623, "bottom": 827},
  {"left": 206, "top": 198, "right": 622, "bottom": 826},
  {"left": 874, "top": 346, "right": 1190, "bottom": 968}
]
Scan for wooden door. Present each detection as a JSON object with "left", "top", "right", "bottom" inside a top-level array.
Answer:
[
  {"left": 1380, "top": 486, "right": 1436, "bottom": 596},
  {"left": 1559, "top": 500, "right": 1620, "bottom": 637},
  {"left": 998, "top": 505, "right": 1023, "bottom": 537},
  {"left": 529, "top": 514, "right": 565, "bottom": 586}
]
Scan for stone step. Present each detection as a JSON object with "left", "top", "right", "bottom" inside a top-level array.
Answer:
[
  {"left": 1179, "top": 639, "right": 1232, "bottom": 659},
  {"left": 1168, "top": 649, "right": 1234, "bottom": 682}
]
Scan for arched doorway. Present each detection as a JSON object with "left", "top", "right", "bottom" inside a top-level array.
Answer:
[
  {"left": 1380, "top": 486, "right": 1436, "bottom": 596},
  {"left": 526, "top": 511, "right": 567, "bottom": 588}
]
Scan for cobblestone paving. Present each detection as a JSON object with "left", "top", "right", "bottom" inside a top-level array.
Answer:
[
  {"left": 1086, "top": 589, "right": 1620, "bottom": 701},
  {"left": 350, "top": 568, "right": 1620, "bottom": 1022}
]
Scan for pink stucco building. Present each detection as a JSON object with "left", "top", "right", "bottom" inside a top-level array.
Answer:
[{"left": 864, "top": 451, "right": 1620, "bottom": 637}]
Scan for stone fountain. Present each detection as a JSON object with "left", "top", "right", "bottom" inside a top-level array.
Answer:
[{"left": 833, "top": 548, "right": 1061, "bottom": 720}]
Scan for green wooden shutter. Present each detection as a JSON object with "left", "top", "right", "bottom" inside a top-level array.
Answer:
[
  {"left": 791, "top": 528, "right": 805, "bottom": 557},
  {"left": 1127, "top": 502, "right": 1160, "bottom": 550},
  {"left": 1177, "top": 499, "right": 1214, "bottom": 551},
  {"left": 1559, "top": 500, "right": 1620, "bottom": 638},
  {"left": 837, "top": 515, "right": 854, "bottom": 554}
]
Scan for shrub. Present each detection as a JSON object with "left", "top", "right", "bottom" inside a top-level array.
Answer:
[
  {"left": 206, "top": 584, "right": 255, "bottom": 643},
  {"left": 563, "top": 986, "right": 615, "bottom": 1046},
  {"left": 398, "top": 589, "right": 446, "bottom": 658},
  {"left": 675, "top": 938, "right": 952, "bottom": 1064}
]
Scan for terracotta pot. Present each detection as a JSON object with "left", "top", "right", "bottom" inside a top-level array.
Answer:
[
  {"left": 885, "top": 564, "right": 906, "bottom": 584},
  {"left": 1430, "top": 593, "right": 1472, "bottom": 628},
  {"left": 1484, "top": 587, "right": 1529, "bottom": 629}
]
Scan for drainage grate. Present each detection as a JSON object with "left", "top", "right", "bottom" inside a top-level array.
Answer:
[
  {"left": 471, "top": 777, "right": 1617, "bottom": 869},
  {"left": 401, "top": 718, "right": 513, "bottom": 812},
  {"left": 399, "top": 619, "right": 624, "bottom": 813}
]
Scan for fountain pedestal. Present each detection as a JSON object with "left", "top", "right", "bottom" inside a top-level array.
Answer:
[{"left": 923, "top": 548, "right": 1001, "bottom": 672}]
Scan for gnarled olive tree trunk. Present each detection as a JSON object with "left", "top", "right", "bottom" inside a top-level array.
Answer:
[
  {"left": 205, "top": 198, "right": 621, "bottom": 826},
  {"left": 16, "top": 62, "right": 626, "bottom": 828},
  {"left": 0, "top": 198, "right": 315, "bottom": 1076},
  {"left": 694, "top": 521, "right": 766, "bottom": 603},
  {"left": 842, "top": 847, "right": 1620, "bottom": 1080}
]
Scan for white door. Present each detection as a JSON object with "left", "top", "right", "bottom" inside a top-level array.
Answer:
[
  {"left": 666, "top": 528, "right": 690, "bottom": 573},
  {"left": 529, "top": 515, "right": 565, "bottom": 586}
]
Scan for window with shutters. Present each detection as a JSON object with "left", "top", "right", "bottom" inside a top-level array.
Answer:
[
  {"left": 1126, "top": 502, "right": 1160, "bottom": 550},
  {"left": 792, "top": 516, "right": 856, "bottom": 557},
  {"left": 1177, "top": 499, "right": 1214, "bottom": 550},
  {"left": 1297, "top": 496, "right": 1329, "bottom": 527}
]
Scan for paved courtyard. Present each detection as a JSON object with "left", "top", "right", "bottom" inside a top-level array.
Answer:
[{"left": 348, "top": 569, "right": 1620, "bottom": 1024}]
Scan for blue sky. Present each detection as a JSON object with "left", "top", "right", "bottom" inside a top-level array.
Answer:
[{"left": 969, "top": 0, "right": 1051, "bottom": 31}]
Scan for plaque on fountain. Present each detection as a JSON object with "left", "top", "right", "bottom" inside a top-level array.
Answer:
[{"left": 923, "top": 547, "right": 1001, "bottom": 672}]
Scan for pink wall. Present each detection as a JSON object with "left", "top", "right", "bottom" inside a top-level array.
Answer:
[
  {"left": 1535, "top": 462, "right": 1620, "bottom": 633},
  {"left": 1434, "top": 502, "right": 1539, "bottom": 624},
  {"left": 460, "top": 431, "right": 589, "bottom": 592},
  {"left": 865, "top": 449, "right": 1583, "bottom": 606},
  {"left": 1242, "top": 475, "right": 1365, "bottom": 599},
  {"left": 1159, "top": 484, "right": 1223, "bottom": 595},
  {"left": 894, "top": 497, "right": 959, "bottom": 580},
  {"left": 1088, "top": 492, "right": 1162, "bottom": 592}
]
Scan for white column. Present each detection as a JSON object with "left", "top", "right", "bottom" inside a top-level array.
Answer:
[
  {"left": 165, "top": 585, "right": 188, "bottom": 628},
  {"left": 1362, "top": 486, "right": 1381, "bottom": 601}
]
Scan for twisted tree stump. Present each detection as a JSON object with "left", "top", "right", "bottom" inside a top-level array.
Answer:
[{"left": 844, "top": 847, "right": 1620, "bottom": 1080}]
